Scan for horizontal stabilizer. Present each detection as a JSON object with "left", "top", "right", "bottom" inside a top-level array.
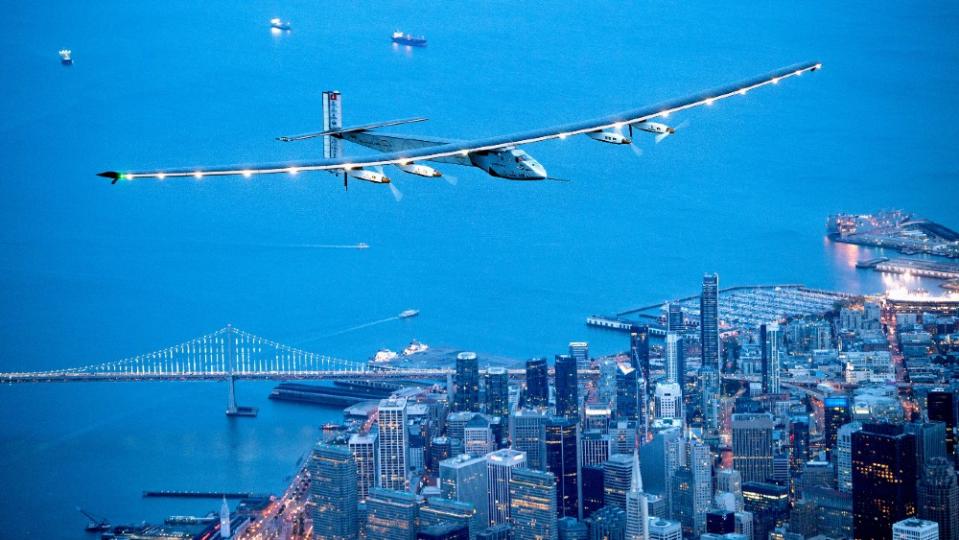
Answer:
[{"left": 277, "top": 117, "right": 428, "bottom": 142}]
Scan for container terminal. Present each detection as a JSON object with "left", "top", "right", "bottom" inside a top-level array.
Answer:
[{"left": 827, "top": 210, "right": 959, "bottom": 258}]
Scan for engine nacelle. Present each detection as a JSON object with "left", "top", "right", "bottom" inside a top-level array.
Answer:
[
  {"left": 397, "top": 163, "right": 442, "bottom": 177},
  {"left": 346, "top": 168, "right": 390, "bottom": 183},
  {"left": 636, "top": 122, "right": 675, "bottom": 135},
  {"left": 587, "top": 131, "right": 632, "bottom": 145}
]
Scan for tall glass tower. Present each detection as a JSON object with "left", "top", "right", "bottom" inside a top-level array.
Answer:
[
  {"left": 454, "top": 352, "right": 480, "bottom": 412},
  {"left": 310, "top": 443, "right": 359, "bottom": 540},
  {"left": 554, "top": 354, "right": 579, "bottom": 419},
  {"left": 700, "top": 274, "right": 721, "bottom": 374}
]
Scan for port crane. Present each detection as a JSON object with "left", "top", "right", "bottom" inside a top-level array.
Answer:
[
  {"left": 99, "top": 61, "right": 821, "bottom": 188},
  {"left": 77, "top": 507, "right": 111, "bottom": 532}
]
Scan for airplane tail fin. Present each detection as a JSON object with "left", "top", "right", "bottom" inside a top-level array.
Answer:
[{"left": 322, "top": 90, "right": 342, "bottom": 159}]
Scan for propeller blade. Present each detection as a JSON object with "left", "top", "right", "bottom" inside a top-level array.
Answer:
[
  {"left": 388, "top": 182, "right": 404, "bottom": 202},
  {"left": 630, "top": 142, "right": 644, "bottom": 157},
  {"left": 655, "top": 132, "right": 670, "bottom": 144},
  {"left": 443, "top": 174, "right": 459, "bottom": 186}
]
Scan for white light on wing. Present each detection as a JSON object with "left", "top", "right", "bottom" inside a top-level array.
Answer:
[
  {"left": 193, "top": 171, "right": 203, "bottom": 179},
  {"left": 740, "top": 89, "right": 748, "bottom": 95},
  {"left": 661, "top": 111, "right": 670, "bottom": 118},
  {"left": 157, "top": 173, "right": 166, "bottom": 180},
  {"left": 772, "top": 77, "right": 780, "bottom": 84},
  {"left": 288, "top": 167, "right": 298, "bottom": 175},
  {"left": 559, "top": 133, "right": 568, "bottom": 139},
  {"left": 705, "top": 98, "right": 714, "bottom": 106},
  {"left": 242, "top": 170, "right": 253, "bottom": 178}
]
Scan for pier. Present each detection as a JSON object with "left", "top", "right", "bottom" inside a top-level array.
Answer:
[{"left": 143, "top": 490, "right": 262, "bottom": 499}]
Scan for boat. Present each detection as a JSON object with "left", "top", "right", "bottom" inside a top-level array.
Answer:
[
  {"left": 399, "top": 309, "right": 419, "bottom": 319},
  {"left": 372, "top": 349, "right": 398, "bottom": 363},
  {"left": 392, "top": 31, "right": 427, "bottom": 47},
  {"left": 356, "top": 242, "right": 370, "bottom": 249},
  {"left": 164, "top": 513, "right": 217, "bottom": 525},
  {"left": 59, "top": 49, "right": 73, "bottom": 65},
  {"left": 402, "top": 339, "right": 428, "bottom": 356},
  {"left": 270, "top": 18, "right": 291, "bottom": 31}
]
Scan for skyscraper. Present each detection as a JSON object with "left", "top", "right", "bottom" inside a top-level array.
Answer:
[
  {"left": 669, "top": 466, "right": 694, "bottom": 537},
  {"left": 631, "top": 326, "right": 650, "bottom": 380},
  {"left": 928, "top": 390, "right": 958, "bottom": 458},
  {"left": 440, "top": 453, "right": 490, "bottom": 532},
  {"left": 824, "top": 395, "right": 851, "bottom": 460},
  {"left": 484, "top": 367, "right": 509, "bottom": 417},
  {"left": 837, "top": 421, "right": 862, "bottom": 494},
  {"left": 732, "top": 413, "right": 774, "bottom": 483},
  {"left": 309, "top": 444, "right": 358, "bottom": 540},
  {"left": 664, "top": 333, "right": 685, "bottom": 390},
  {"left": 555, "top": 354, "right": 579, "bottom": 419},
  {"left": 349, "top": 432, "right": 378, "bottom": 502},
  {"left": 617, "top": 362, "right": 640, "bottom": 421},
  {"left": 688, "top": 438, "right": 713, "bottom": 536},
  {"left": 626, "top": 450, "right": 650, "bottom": 540},
  {"left": 525, "top": 358, "right": 549, "bottom": 409},
  {"left": 581, "top": 464, "right": 605, "bottom": 518},
  {"left": 647, "top": 518, "right": 683, "bottom": 540},
  {"left": 487, "top": 448, "right": 527, "bottom": 526},
  {"left": 510, "top": 468, "right": 558, "bottom": 540},
  {"left": 905, "top": 422, "right": 949, "bottom": 475},
  {"left": 742, "top": 482, "right": 789, "bottom": 540},
  {"left": 760, "top": 323, "right": 781, "bottom": 394},
  {"left": 378, "top": 398, "right": 409, "bottom": 491},
  {"left": 599, "top": 359, "right": 619, "bottom": 410},
  {"left": 367, "top": 488, "right": 423, "bottom": 540},
  {"left": 701, "top": 274, "right": 721, "bottom": 374},
  {"left": 789, "top": 417, "right": 810, "bottom": 472},
  {"left": 667, "top": 304, "right": 684, "bottom": 333},
  {"left": 454, "top": 352, "right": 480, "bottom": 412},
  {"left": 464, "top": 415, "right": 496, "bottom": 457},
  {"left": 546, "top": 416, "right": 581, "bottom": 518},
  {"left": 511, "top": 408, "right": 548, "bottom": 470},
  {"left": 570, "top": 342, "right": 590, "bottom": 373},
  {"left": 654, "top": 383, "right": 682, "bottom": 420},
  {"left": 852, "top": 423, "right": 918, "bottom": 540},
  {"left": 918, "top": 457, "right": 958, "bottom": 540},
  {"left": 605, "top": 453, "right": 634, "bottom": 510}
]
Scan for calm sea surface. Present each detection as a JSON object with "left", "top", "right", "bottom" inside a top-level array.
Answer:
[{"left": 2, "top": 1, "right": 958, "bottom": 537}]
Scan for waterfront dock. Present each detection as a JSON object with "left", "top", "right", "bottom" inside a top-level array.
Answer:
[
  {"left": 873, "top": 258, "right": 959, "bottom": 280},
  {"left": 143, "top": 490, "right": 262, "bottom": 499}
]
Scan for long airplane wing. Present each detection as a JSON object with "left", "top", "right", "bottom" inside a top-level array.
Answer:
[{"left": 98, "top": 61, "right": 821, "bottom": 182}]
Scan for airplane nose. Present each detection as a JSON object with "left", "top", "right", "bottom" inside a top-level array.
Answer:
[{"left": 530, "top": 162, "right": 548, "bottom": 180}]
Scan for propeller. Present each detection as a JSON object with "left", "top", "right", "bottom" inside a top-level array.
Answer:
[
  {"left": 628, "top": 124, "right": 644, "bottom": 157},
  {"left": 655, "top": 119, "right": 690, "bottom": 144},
  {"left": 375, "top": 165, "right": 404, "bottom": 202},
  {"left": 442, "top": 174, "right": 458, "bottom": 186}
]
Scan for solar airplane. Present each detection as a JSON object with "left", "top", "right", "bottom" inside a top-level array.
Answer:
[{"left": 98, "top": 61, "right": 821, "bottom": 187}]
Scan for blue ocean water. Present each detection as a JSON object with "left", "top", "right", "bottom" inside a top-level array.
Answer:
[{"left": 2, "top": 1, "right": 957, "bottom": 537}]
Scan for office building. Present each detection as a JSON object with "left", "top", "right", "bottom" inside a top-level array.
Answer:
[
  {"left": 585, "top": 405, "right": 612, "bottom": 434},
  {"left": 581, "top": 430, "right": 611, "bottom": 467},
  {"left": 464, "top": 415, "right": 496, "bottom": 457},
  {"left": 310, "top": 443, "right": 359, "bottom": 540},
  {"left": 918, "top": 458, "right": 959, "bottom": 540},
  {"left": 824, "top": 396, "right": 851, "bottom": 459},
  {"left": 715, "top": 468, "right": 744, "bottom": 512},
  {"left": 647, "top": 518, "right": 682, "bottom": 540},
  {"left": 511, "top": 408, "right": 548, "bottom": 471},
  {"left": 928, "top": 390, "right": 958, "bottom": 457},
  {"left": 669, "top": 466, "right": 694, "bottom": 537},
  {"left": 487, "top": 449, "right": 527, "bottom": 526},
  {"left": 654, "top": 383, "right": 682, "bottom": 420},
  {"left": 526, "top": 358, "right": 550, "bottom": 409},
  {"left": 546, "top": 416, "right": 581, "bottom": 518},
  {"left": 586, "top": 506, "right": 626, "bottom": 540},
  {"left": 616, "top": 363, "right": 640, "bottom": 421},
  {"left": 631, "top": 326, "right": 650, "bottom": 379},
  {"left": 420, "top": 497, "right": 477, "bottom": 540},
  {"left": 664, "top": 333, "right": 685, "bottom": 389},
  {"left": 640, "top": 427, "right": 683, "bottom": 498},
  {"left": 732, "top": 413, "right": 774, "bottom": 483},
  {"left": 667, "top": 304, "right": 684, "bottom": 333},
  {"left": 605, "top": 453, "right": 634, "bottom": 511},
  {"left": 707, "top": 511, "right": 736, "bottom": 534},
  {"left": 688, "top": 439, "right": 713, "bottom": 536},
  {"left": 626, "top": 450, "right": 649, "bottom": 540},
  {"left": 349, "top": 432, "right": 378, "bottom": 502},
  {"left": 905, "top": 422, "right": 948, "bottom": 475},
  {"left": 582, "top": 465, "right": 605, "bottom": 519},
  {"left": 440, "top": 453, "right": 490, "bottom": 532},
  {"left": 558, "top": 517, "right": 588, "bottom": 540},
  {"left": 852, "top": 423, "right": 918, "bottom": 540},
  {"left": 570, "top": 342, "right": 590, "bottom": 373},
  {"left": 599, "top": 359, "right": 619, "bottom": 411},
  {"left": 378, "top": 398, "right": 409, "bottom": 491},
  {"left": 455, "top": 352, "right": 480, "bottom": 412},
  {"left": 742, "top": 482, "right": 789, "bottom": 540},
  {"left": 485, "top": 367, "right": 509, "bottom": 417},
  {"left": 701, "top": 273, "right": 721, "bottom": 373},
  {"left": 760, "top": 323, "right": 781, "bottom": 394},
  {"left": 892, "top": 519, "right": 940, "bottom": 540},
  {"left": 837, "top": 421, "right": 863, "bottom": 494},
  {"left": 510, "top": 468, "right": 558, "bottom": 540},
  {"left": 367, "top": 488, "right": 423, "bottom": 540},
  {"left": 555, "top": 354, "right": 580, "bottom": 419}
]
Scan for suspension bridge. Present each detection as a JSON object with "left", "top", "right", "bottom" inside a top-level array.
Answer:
[{"left": 0, "top": 325, "right": 570, "bottom": 416}]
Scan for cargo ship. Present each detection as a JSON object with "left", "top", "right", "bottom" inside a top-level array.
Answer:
[
  {"left": 270, "top": 18, "right": 291, "bottom": 31},
  {"left": 392, "top": 31, "right": 427, "bottom": 47},
  {"left": 399, "top": 308, "right": 419, "bottom": 318},
  {"left": 59, "top": 49, "right": 73, "bottom": 65}
]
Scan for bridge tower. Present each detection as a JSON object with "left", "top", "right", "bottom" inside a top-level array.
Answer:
[{"left": 224, "top": 325, "right": 257, "bottom": 418}]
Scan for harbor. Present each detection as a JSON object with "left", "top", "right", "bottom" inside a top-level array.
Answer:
[{"left": 827, "top": 210, "right": 959, "bottom": 258}]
